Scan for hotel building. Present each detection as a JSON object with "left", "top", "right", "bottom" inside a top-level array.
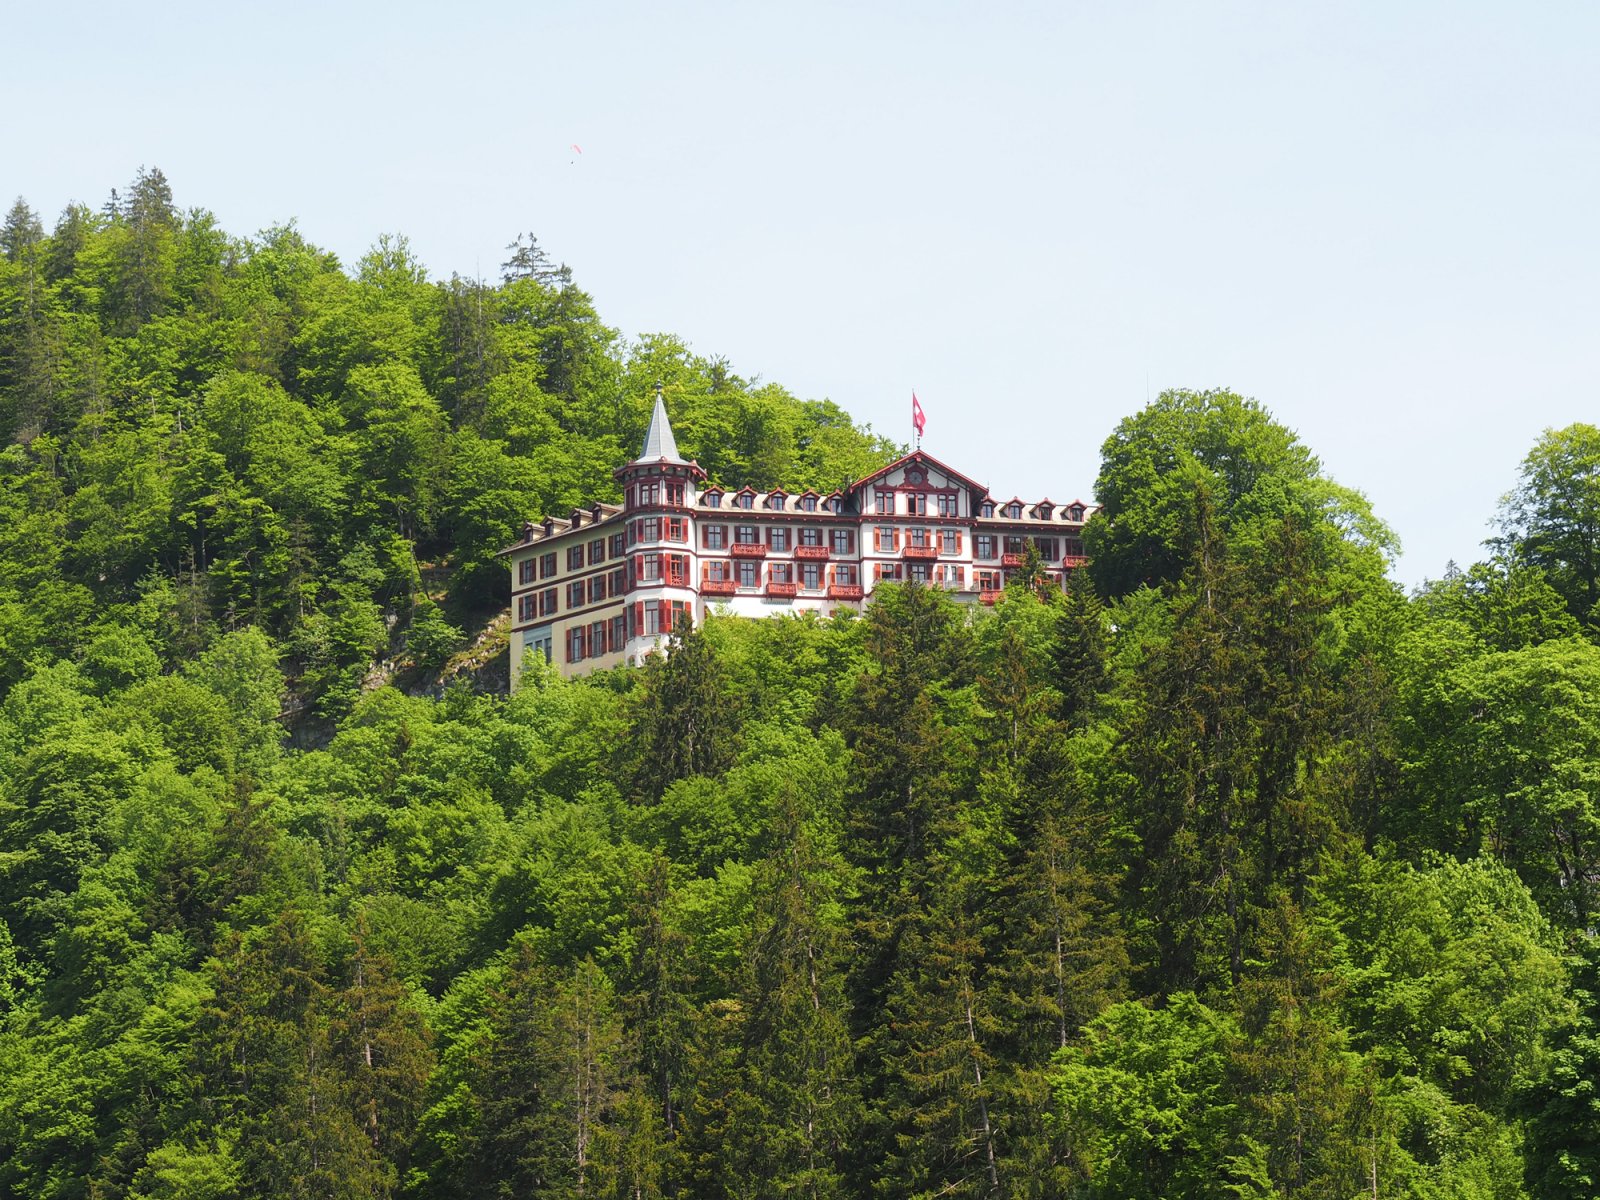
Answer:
[{"left": 503, "top": 387, "right": 1092, "bottom": 686}]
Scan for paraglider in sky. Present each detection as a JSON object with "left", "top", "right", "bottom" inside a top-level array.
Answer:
[{"left": 570, "top": 143, "right": 583, "bottom": 163}]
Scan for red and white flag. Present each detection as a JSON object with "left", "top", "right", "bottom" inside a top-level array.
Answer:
[{"left": 912, "top": 392, "right": 926, "bottom": 438}]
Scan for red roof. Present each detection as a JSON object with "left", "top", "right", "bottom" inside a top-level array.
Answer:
[{"left": 845, "top": 449, "right": 988, "bottom": 496}]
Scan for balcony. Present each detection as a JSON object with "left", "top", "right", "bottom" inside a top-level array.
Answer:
[
  {"left": 1001, "top": 552, "right": 1026, "bottom": 568},
  {"left": 1062, "top": 555, "right": 1088, "bottom": 569},
  {"left": 794, "top": 544, "right": 830, "bottom": 560},
  {"left": 701, "top": 578, "right": 737, "bottom": 597},
  {"left": 827, "top": 583, "right": 864, "bottom": 600},
  {"left": 765, "top": 581, "right": 798, "bottom": 599},
  {"left": 979, "top": 589, "right": 1002, "bottom": 606},
  {"left": 903, "top": 544, "right": 938, "bottom": 560},
  {"left": 730, "top": 542, "right": 767, "bottom": 558}
]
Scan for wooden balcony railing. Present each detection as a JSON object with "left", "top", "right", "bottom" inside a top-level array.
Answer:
[
  {"left": 730, "top": 542, "right": 767, "bottom": 558},
  {"left": 1000, "top": 552, "right": 1026, "bottom": 568},
  {"left": 979, "top": 589, "right": 1002, "bottom": 605},
  {"left": 903, "top": 544, "right": 938, "bottom": 560},
  {"left": 827, "top": 583, "right": 864, "bottom": 600},
  {"left": 1062, "top": 555, "right": 1088, "bottom": 569},
  {"left": 794, "top": 544, "right": 830, "bottom": 560},
  {"left": 765, "top": 581, "right": 798, "bottom": 599},
  {"left": 701, "top": 578, "right": 737, "bottom": 596}
]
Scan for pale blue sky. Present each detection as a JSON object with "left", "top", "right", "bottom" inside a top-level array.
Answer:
[{"left": 6, "top": 1, "right": 1596, "bottom": 586}]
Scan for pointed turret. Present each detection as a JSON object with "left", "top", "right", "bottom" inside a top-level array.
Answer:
[{"left": 636, "top": 381, "right": 686, "bottom": 464}]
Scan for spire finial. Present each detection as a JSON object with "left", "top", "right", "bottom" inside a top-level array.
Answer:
[{"left": 637, "top": 382, "right": 683, "bottom": 463}]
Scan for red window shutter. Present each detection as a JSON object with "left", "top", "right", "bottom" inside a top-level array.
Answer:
[{"left": 658, "top": 600, "right": 670, "bottom": 631}]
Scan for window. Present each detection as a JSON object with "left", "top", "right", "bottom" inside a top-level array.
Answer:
[
  {"left": 907, "top": 527, "right": 933, "bottom": 549},
  {"left": 540, "top": 587, "right": 558, "bottom": 616},
  {"left": 703, "top": 524, "right": 727, "bottom": 550},
  {"left": 940, "top": 529, "right": 962, "bottom": 555},
  {"left": 609, "top": 615, "right": 626, "bottom": 650},
  {"left": 1068, "top": 505, "right": 1085, "bottom": 522},
  {"left": 737, "top": 560, "right": 760, "bottom": 588},
  {"left": 641, "top": 517, "right": 661, "bottom": 542},
  {"left": 644, "top": 603, "right": 662, "bottom": 636},
  {"left": 874, "top": 489, "right": 894, "bottom": 515},
  {"left": 1065, "top": 536, "right": 1085, "bottom": 557},
  {"left": 666, "top": 481, "right": 685, "bottom": 506},
  {"left": 825, "top": 496, "right": 839, "bottom": 513},
  {"left": 735, "top": 524, "right": 760, "bottom": 545},
  {"left": 567, "top": 581, "right": 586, "bottom": 608},
  {"left": 704, "top": 490, "right": 723, "bottom": 508},
  {"left": 978, "top": 569, "right": 1002, "bottom": 591},
  {"left": 526, "top": 631, "right": 552, "bottom": 664},
  {"left": 519, "top": 559, "right": 535, "bottom": 585},
  {"left": 769, "top": 492, "right": 786, "bottom": 510},
  {"left": 590, "top": 620, "right": 607, "bottom": 655},
  {"left": 834, "top": 564, "right": 858, "bottom": 586},
  {"left": 1033, "top": 537, "right": 1059, "bottom": 561},
  {"left": 876, "top": 562, "right": 904, "bottom": 581},
  {"left": 666, "top": 554, "right": 687, "bottom": 586},
  {"left": 936, "top": 564, "right": 965, "bottom": 589},
  {"left": 801, "top": 562, "right": 822, "bottom": 590},
  {"left": 799, "top": 526, "right": 823, "bottom": 546},
  {"left": 937, "top": 493, "right": 958, "bottom": 517},
  {"left": 704, "top": 559, "right": 733, "bottom": 583},
  {"left": 1004, "top": 536, "right": 1027, "bottom": 557},
  {"left": 734, "top": 491, "right": 754, "bottom": 509},
  {"left": 980, "top": 501, "right": 995, "bottom": 518},
  {"left": 666, "top": 517, "right": 687, "bottom": 542},
  {"left": 638, "top": 553, "right": 662, "bottom": 582},
  {"left": 589, "top": 538, "right": 605, "bottom": 564},
  {"left": 908, "top": 562, "right": 931, "bottom": 583},
  {"left": 769, "top": 562, "right": 793, "bottom": 584},
  {"left": 1037, "top": 504, "right": 1053, "bottom": 520},
  {"left": 567, "top": 627, "right": 586, "bottom": 663},
  {"left": 567, "top": 546, "right": 584, "bottom": 571},
  {"left": 830, "top": 528, "right": 854, "bottom": 554},
  {"left": 517, "top": 594, "right": 535, "bottom": 621},
  {"left": 976, "top": 534, "right": 997, "bottom": 559},
  {"left": 767, "top": 527, "right": 790, "bottom": 552},
  {"left": 907, "top": 493, "right": 927, "bottom": 516},
  {"left": 540, "top": 552, "right": 557, "bottom": 579},
  {"left": 873, "top": 526, "right": 899, "bottom": 552},
  {"left": 610, "top": 568, "right": 626, "bottom": 596},
  {"left": 801, "top": 494, "right": 817, "bottom": 511},
  {"left": 589, "top": 576, "right": 606, "bottom": 603},
  {"left": 610, "top": 533, "right": 626, "bottom": 558},
  {"left": 1006, "top": 502, "right": 1023, "bottom": 519},
  {"left": 637, "top": 481, "right": 659, "bottom": 505}
]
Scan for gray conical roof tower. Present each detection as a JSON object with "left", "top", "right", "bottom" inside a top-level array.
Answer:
[{"left": 636, "top": 381, "right": 686, "bottom": 463}]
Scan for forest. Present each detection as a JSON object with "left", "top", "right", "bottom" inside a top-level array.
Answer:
[{"left": 3, "top": 169, "right": 1600, "bottom": 1199}]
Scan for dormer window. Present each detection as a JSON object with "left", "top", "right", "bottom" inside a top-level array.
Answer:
[
  {"left": 769, "top": 492, "right": 787, "bottom": 510},
  {"left": 704, "top": 490, "right": 723, "bottom": 508},
  {"left": 980, "top": 501, "right": 995, "bottom": 518},
  {"left": 800, "top": 494, "right": 817, "bottom": 512},
  {"left": 1006, "top": 502, "right": 1022, "bottom": 519},
  {"left": 1037, "top": 504, "right": 1053, "bottom": 520},
  {"left": 1068, "top": 504, "right": 1085, "bottom": 521},
  {"left": 825, "top": 496, "right": 839, "bottom": 513},
  {"left": 735, "top": 492, "right": 754, "bottom": 510}
]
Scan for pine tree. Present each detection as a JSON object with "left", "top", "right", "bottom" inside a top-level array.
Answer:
[
  {"left": 630, "top": 614, "right": 739, "bottom": 801},
  {"left": 727, "top": 788, "right": 857, "bottom": 1200}
]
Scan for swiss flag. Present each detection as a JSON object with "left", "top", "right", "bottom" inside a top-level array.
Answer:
[{"left": 912, "top": 392, "right": 926, "bottom": 437}]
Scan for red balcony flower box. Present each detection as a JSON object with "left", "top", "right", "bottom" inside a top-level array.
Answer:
[
  {"left": 730, "top": 542, "right": 767, "bottom": 558},
  {"left": 903, "top": 544, "right": 938, "bottom": 560},
  {"left": 765, "top": 581, "right": 798, "bottom": 599},
  {"left": 794, "top": 545, "right": 830, "bottom": 560},
  {"left": 827, "top": 583, "right": 864, "bottom": 600}
]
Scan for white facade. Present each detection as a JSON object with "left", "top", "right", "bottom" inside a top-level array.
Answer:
[{"left": 503, "top": 391, "right": 1091, "bottom": 685}]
